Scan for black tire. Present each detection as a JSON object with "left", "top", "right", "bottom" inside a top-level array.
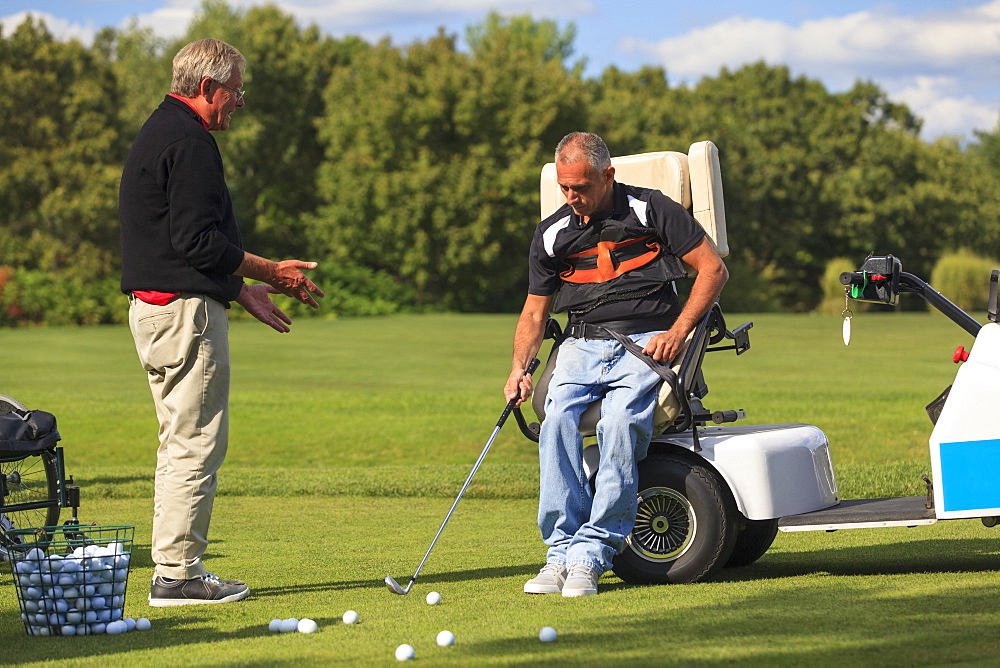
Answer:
[
  {"left": 612, "top": 453, "right": 737, "bottom": 584},
  {"left": 724, "top": 518, "right": 778, "bottom": 568},
  {"left": 0, "top": 450, "right": 61, "bottom": 561},
  {"left": 0, "top": 393, "right": 27, "bottom": 413}
]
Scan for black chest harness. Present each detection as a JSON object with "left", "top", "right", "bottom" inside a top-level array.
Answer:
[{"left": 552, "top": 218, "right": 688, "bottom": 316}]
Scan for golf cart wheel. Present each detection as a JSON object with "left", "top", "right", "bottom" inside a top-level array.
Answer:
[
  {"left": 0, "top": 450, "right": 61, "bottom": 561},
  {"left": 724, "top": 518, "right": 778, "bottom": 568},
  {"left": 612, "top": 453, "right": 737, "bottom": 584}
]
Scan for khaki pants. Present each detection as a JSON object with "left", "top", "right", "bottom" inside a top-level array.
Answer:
[{"left": 129, "top": 293, "right": 230, "bottom": 580}]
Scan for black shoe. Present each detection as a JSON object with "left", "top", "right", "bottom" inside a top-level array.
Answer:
[{"left": 149, "top": 573, "right": 250, "bottom": 607}]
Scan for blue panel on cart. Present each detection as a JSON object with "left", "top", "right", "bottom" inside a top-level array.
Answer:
[{"left": 939, "top": 439, "right": 1000, "bottom": 512}]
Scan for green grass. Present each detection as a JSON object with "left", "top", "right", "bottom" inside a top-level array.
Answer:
[
  {"left": 0, "top": 312, "right": 975, "bottom": 475},
  {"left": 1, "top": 312, "right": 996, "bottom": 665},
  {"left": 3, "top": 496, "right": 1000, "bottom": 666}
]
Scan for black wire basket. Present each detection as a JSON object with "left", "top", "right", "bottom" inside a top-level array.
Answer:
[{"left": 6, "top": 524, "right": 134, "bottom": 636}]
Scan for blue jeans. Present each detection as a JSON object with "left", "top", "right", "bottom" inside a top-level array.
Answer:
[{"left": 538, "top": 331, "right": 662, "bottom": 573}]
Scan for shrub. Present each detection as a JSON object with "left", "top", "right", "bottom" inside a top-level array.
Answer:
[
  {"left": 0, "top": 268, "right": 127, "bottom": 327},
  {"left": 715, "top": 258, "right": 784, "bottom": 313},
  {"left": 930, "top": 248, "right": 1000, "bottom": 313},
  {"left": 815, "top": 257, "right": 863, "bottom": 315}
]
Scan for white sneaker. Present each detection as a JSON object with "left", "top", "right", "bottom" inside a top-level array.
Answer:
[
  {"left": 523, "top": 563, "right": 566, "bottom": 594},
  {"left": 561, "top": 564, "right": 599, "bottom": 597}
]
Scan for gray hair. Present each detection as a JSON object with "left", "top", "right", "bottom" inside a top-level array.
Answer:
[
  {"left": 555, "top": 132, "right": 611, "bottom": 171},
  {"left": 171, "top": 38, "right": 246, "bottom": 97}
]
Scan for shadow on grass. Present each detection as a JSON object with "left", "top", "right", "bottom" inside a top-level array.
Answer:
[
  {"left": 716, "top": 537, "right": 1000, "bottom": 582},
  {"left": 458, "top": 545, "right": 1000, "bottom": 665},
  {"left": 1, "top": 613, "right": 314, "bottom": 664},
  {"left": 252, "top": 563, "right": 541, "bottom": 598},
  {"left": 460, "top": 580, "right": 1000, "bottom": 666}
]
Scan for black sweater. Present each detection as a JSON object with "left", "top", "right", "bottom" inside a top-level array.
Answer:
[{"left": 119, "top": 95, "right": 245, "bottom": 303}]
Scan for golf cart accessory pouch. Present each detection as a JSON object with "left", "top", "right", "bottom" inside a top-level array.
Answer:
[
  {"left": 839, "top": 254, "right": 902, "bottom": 306},
  {"left": 385, "top": 358, "right": 539, "bottom": 595}
]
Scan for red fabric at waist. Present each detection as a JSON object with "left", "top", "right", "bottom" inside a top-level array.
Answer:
[{"left": 132, "top": 290, "right": 179, "bottom": 306}]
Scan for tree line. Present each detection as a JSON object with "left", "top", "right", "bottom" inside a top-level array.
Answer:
[{"left": 2, "top": 0, "right": 998, "bottom": 326}]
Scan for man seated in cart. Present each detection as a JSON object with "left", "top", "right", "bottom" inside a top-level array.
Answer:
[{"left": 503, "top": 132, "right": 728, "bottom": 597}]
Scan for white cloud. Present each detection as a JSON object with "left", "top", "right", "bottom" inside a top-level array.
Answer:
[
  {"left": 3, "top": 0, "right": 592, "bottom": 50},
  {"left": 618, "top": 1, "right": 1000, "bottom": 139},
  {"left": 268, "top": 0, "right": 591, "bottom": 27},
  {"left": 130, "top": 1, "right": 198, "bottom": 41},
  {"left": 894, "top": 76, "right": 998, "bottom": 138},
  {"left": 0, "top": 10, "right": 98, "bottom": 43}
]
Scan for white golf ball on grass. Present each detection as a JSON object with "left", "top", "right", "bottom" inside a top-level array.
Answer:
[
  {"left": 297, "top": 618, "right": 318, "bottom": 634},
  {"left": 436, "top": 630, "right": 455, "bottom": 646},
  {"left": 342, "top": 610, "right": 359, "bottom": 625},
  {"left": 395, "top": 643, "right": 415, "bottom": 661},
  {"left": 425, "top": 591, "right": 442, "bottom": 605},
  {"left": 539, "top": 626, "right": 557, "bottom": 643},
  {"left": 279, "top": 618, "right": 298, "bottom": 633},
  {"left": 268, "top": 618, "right": 283, "bottom": 633}
]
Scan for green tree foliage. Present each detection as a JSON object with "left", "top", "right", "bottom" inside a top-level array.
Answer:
[
  {"left": 669, "top": 67, "right": 920, "bottom": 310},
  {"left": 310, "top": 14, "right": 587, "bottom": 311},
  {"left": 973, "top": 115, "right": 1000, "bottom": 177},
  {"left": 0, "top": 16, "right": 128, "bottom": 324},
  {"left": 588, "top": 65, "right": 681, "bottom": 155},
  {"left": 176, "top": 1, "right": 364, "bottom": 259},
  {"left": 1, "top": 2, "right": 998, "bottom": 325},
  {"left": 93, "top": 21, "right": 172, "bottom": 141}
]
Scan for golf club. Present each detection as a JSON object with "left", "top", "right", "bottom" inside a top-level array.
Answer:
[{"left": 385, "top": 358, "right": 540, "bottom": 595}]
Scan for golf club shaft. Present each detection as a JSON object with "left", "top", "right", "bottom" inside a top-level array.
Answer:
[{"left": 406, "top": 358, "right": 539, "bottom": 585}]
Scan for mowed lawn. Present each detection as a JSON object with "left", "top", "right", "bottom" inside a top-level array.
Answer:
[{"left": 2, "top": 312, "right": 999, "bottom": 665}]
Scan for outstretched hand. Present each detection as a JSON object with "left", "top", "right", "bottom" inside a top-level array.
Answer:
[
  {"left": 237, "top": 283, "right": 293, "bottom": 333},
  {"left": 272, "top": 260, "right": 325, "bottom": 308}
]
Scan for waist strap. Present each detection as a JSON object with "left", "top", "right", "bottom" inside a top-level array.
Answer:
[{"left": 564, "top": 317, "right": 673, "bottom": 339}]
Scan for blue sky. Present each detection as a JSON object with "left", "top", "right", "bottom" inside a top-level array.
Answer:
[{"left": 2, "top": 0, "right": 998, "bottom": 141}]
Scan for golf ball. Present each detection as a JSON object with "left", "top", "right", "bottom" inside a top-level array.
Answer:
[
  {"left": 539, "top": 626, "right": 557, "bottom": 643},
  {"left": 436, "top": 630, "right": 455, "bottom": 646},
  {"left": 425, "top": 591, "right": 442, "bottom": 605},
  {"left": 135, "top": 617, "right": 152, "bottom": 632},
  {"left": 342, "top": 610, "right": 359, "bottom": 625},
  {"left": 395, "top": 643, "right": 415, "bottom": 661},
  {"left": 268, "top": 618, "right": 283, "bottom": 633},
  {"left": 279, "top": 618, "right": 298, "bottom": 633},
  {"left": 297, "top": 618, "right": 318, "bottom": 634}
]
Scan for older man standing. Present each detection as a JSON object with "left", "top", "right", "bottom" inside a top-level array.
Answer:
[
  {"left": 120, "top": 38, "right": 324, "bottom": 606},
  {"left": 505, "top": 132, "right": 728, "bottom": 597}
]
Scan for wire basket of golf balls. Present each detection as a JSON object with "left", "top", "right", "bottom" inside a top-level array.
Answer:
[{"left": 7, "top": 524, "right": 133, "bottom": 637}]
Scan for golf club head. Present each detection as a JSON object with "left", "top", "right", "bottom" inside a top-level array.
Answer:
[{"left": 384, "top": 575, "right": 411, "bottom": 595}]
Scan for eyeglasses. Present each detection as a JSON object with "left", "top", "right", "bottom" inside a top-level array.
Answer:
[{"left": 212, "top": 79, "right": 245, "bottom": 102}]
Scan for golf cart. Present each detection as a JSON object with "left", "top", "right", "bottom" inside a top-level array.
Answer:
[{"left": 513, "top": 143, "right": 1000, "bottom": 585}]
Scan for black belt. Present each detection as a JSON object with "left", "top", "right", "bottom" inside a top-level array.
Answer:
[{"left": 564, "top": 317, "right": 673, "bottom": 340}]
